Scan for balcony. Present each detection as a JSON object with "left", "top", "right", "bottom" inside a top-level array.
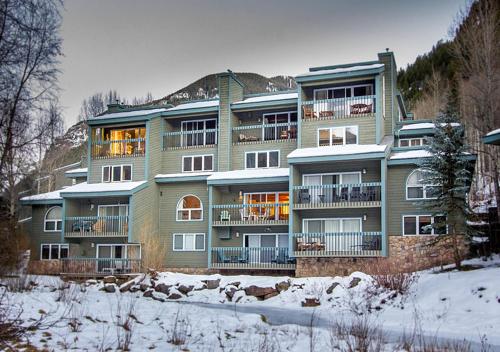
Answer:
[
  {"left": 293, "top": 183, "right": 381, "bottom": 209},
  {"left": 91, "top": 139, "right": 146, "bottom": 159},
  {"left": 211, "top": 247, "right": 295, "bottom": 270},
  {"left": 64, "top": 216, "right": 129, "bottom": 238},
  {"left": 232, "top": 122, "right": 297, "bottom": 144},
  {"left": 61, "top": 258, "right": 141, "bottom": 276},
  {"left": 212, "top": 203, "right": 289, "bottom": 226},
  {"left": 292, "top": 232, "right": 382, "bottom": 257},
  {"left": 163, "top": 129, "right": 218, "bottom": 150},
  {"left": 302, "top": 95, "right": 376, "bottom": 121}
]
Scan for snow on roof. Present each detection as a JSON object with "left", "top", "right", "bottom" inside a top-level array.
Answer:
[
  {"left": 389, "top": 149, "right": 432, "bottom": 160},
  {"left": 166, "top": 100, "right": 219, "bottom": 111},
  {"left": 233, "top": 92, "right": 298, "bottom": 105},
  {"left": 399, "top": 122, "right": 460, "bottom": 131},
  {"left": 89, "top": 108, "right": 167, "bottom": 120},
  {"left": 155, "top": 172, "right": 213, "bottom": 179},
  {"left": 207, "top": 168, "right": 289, "bottom": 181},
  {"left": 486, "top": 128, "right": 500, "bottom": 136},
  {"left": 59, "top": 181, "right": 147, "bottom": 195},
  {"left": 296, "top": 63, "right": 384, "bottom": 78},
  {"left": 20, "top": 190, "right": 62, "bottom": 202},
  {"left": 65, "top": 167, "right": 88, "bottom": 175},
  {"left": 54, "top": 161, "right": 81, "bottom": 172},
  {"left": 288, "top": 144, "right": 387, "bottom": 159}
]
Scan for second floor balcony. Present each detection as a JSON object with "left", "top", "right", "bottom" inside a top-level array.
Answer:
[
  {"left": 91, "top": 139, "right": 146, "bottom": 159},
  {"left": 232, "top": 122, "right": 298, "bottom": 144},
  {"left": 163, "top": 128, "right": 218, "bottom": 149},
  {"left": 302, "top": 95, "right": 376, "bottom": 121},
  {"left": 292, "top": 232, "right": 382, "bottom": 257},
  {"left": 64, "top": 215, "right": 129, "bottom": 238},
  {"left": 212, "top": 203, "right": 289, "bottom": 226}
]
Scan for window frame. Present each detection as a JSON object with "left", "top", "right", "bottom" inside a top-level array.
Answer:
[
  {"left": 176, "top": 194, "right": 203, "bottom": 222},
  {"left": 102, "top": 164, "right": 133, "bottom": 183},
  {"left": 317, "top": 125, "right": 359, "bottom": 146},
  {"left": 313, "top": 84, "right": 374, "bottom": 100},
  {"left": 181, "top": 118, "right": 218, "bottom": 147},
  {"left": 40, "top": 243, "right": 69, "bottom": 260},
  {"left": 182, "top": 154, "right": 214, "bottom": 173},
  {"left": 302, "top": 217, "right": 363, "bottom": 233},
  {"left": 172, "top": 233, "right": 206, "bottom": 252},
  {"left": 302, "top": 171, "right": 362, "bottom": 185},
  {"left": 399, "top": 138, "right": 428, "bottom": 148},
  {"left": 44, "top": 206, "right": 62, "bottom": 232},
  {"left": 244, "top": 150, "right": 280, "bottom": 169},
  {"left": 402, "top": 215, "right": 447, "bottom": 236},
  {"left": 406, "top": 169, "right": 439, "bottom": 200}
]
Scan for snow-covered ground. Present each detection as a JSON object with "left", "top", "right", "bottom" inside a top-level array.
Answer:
[{"left": 1, "top": 256, "right": 499, "bottom": 351}]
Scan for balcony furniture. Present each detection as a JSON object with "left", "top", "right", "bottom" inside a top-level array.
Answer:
[
  {"left": 350, "top": 187, "right": 361, "bottom": 202},
  {"left": 317, "top": 194, "right": 326, "bottom": 203},
  {"left": 258, "top": 208, "right": 270, "bottom": 221},
  {"left": 220, "top": 210, "right": 231, "bottom": 222},
  {"left": 298, "top": 189, "right": 311, "bottom": 204},
  {"left": 340, "top": 188, "right": 349, "bottom": 201},
  {"left": 216, "top": 249, "right": 231, "bottom": 264},
  {"left": 350, "top": 103, "right": 373, "bottom": 114},
  {"left": 302, "top": 105, "right": 316, "bottom": 119},
  {"left": 271, "top": 249, "right": 288, "bottom": 264},
  {"left": 238, "top": 209, "right": 248, "bottom": 222},
  {"left": 279, "top": 130, "right": 289, "bottom": 139},
  {"left": 94, "top": 219, "right": 105, "bottom": 232},
  {"left": 71, "top": 220, "right": 92, "bottom": 232},
  {"left": 319, "top": 110, "right": 334, "bottom": 118},
  {"left": 238, "top": 133, "right": 260, "bottom": 143}
]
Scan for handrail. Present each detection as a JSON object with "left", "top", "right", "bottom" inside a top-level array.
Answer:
[
  {"left": 233, "top": 121, "right": 298, "bottom": 131},
  {"left": 293, "top": 182, "right": 381, "bottom": 190}
]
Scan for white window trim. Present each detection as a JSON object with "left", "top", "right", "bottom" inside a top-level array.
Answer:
[
  {"left": 245, "top": 150, "right": 280, "bottom": 169},
  {"left": 302, "top": 171, "right": 362, "bottom": 185},
  {"left": 317, "top": 125, "right": 359, "bottom": 147},
  {"left": 40, "top": 243, "right": 69, "bottom": 260},
  {"left": 182, "top": 154, "right": 214, "bottom": 173},
  {"left": 243, "top": 192, "right": 289, "bottom": 220},
  {"left": 96, "top": 243, "right": 142, "bottom": 259},
  {"left": 243, "top": 233, "right": 289, "bottom": 248},
  {"left": 402, "top": 215, "right": 447, "bottom": 236},
  {"left": 302, "top": 217, "right": 363, "bottom": 233},
  {"left": 399, "top": 138, "right": 427, "bottom": 147},
  {"left": 102, "top": 164, "right": 133, "bottom": 183},
  {"left": 44, "top": 206, "right": 62, "bottom": 232},
  {"left": 181, "top": 118, "right": 218, "bottom": 146},
  {"left": 172, "top": 233, "right": 206, "bottom": 252},
  {"left": 313, "top": 84, "right": 374, "bottom": 101},
  {"left": 176, "top": 194, "right": 203, "bottom": 221},
  {"left": 97, "top": 204, "right": 129, "bottom": 217},
  {"left": 406, "top": 169, "right": 439, "bottom": 200}
]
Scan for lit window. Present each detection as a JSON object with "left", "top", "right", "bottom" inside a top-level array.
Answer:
[
  {"left": 176, "top": 195, "right": 203, "bottom": 221},
  {"left": 44, "top": 206, "right": 62, "bottom": 232},
  {"left": 318, "top": 126, "right": 358, "bottom": 146}
]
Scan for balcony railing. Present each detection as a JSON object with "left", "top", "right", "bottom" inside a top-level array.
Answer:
[
  {"left": 293, "top": 232, "right": 382, "bottom": 257},
  {"left": 293, "top": 183, "right": 381, "bottom": 209},
  {"left": 212, "top": 203, "right": 289, "bottom": 226},
  {"left": 91, "top": 138, "right": 146, "bottom": 159},
  {"left": 163, "top": 129, "right": 218, "bottom": 149},
  {"left": 64, "top": 216, "right": 129, "bottom": 238},
  {"left": 302, "top": 95, "right": 376, "bottom": 120},
  {"left": 232, "top": 122, "right": 298, "bottom": 144},
  {"left": 61, "top": 258, "right": 141, "bottom": 276},
  {"left": 211, "top": 247, "right": 295, "bottom": 269}
]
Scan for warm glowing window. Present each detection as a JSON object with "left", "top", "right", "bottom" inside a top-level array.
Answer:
[
  {"left": 244, "top": 192, "right": 289, "bottom": 220},
  {"left": 176, "top": 195, "right": 203, "bottom": 221}
]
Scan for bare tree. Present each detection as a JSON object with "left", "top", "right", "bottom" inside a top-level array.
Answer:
[
  {"left": 452, "top": 0, "right": 500, "bottom": 219},
  {"left": 413, "top": 68, "right": 449, "bottom": 119}
]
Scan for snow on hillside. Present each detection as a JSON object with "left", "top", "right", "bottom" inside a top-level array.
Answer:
[{"left": 1, "top": 256, "right": 499, "bottom": 351}]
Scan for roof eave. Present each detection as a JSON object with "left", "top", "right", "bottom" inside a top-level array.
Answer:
[
  {"left": 162, "top": 106, "right": 219, "bottom": 118},
  {"left": 231, "top": 98, "right": 298, "bottom": 112},
  {"left": 295, "top": 67, "right": 384, "bottom": 83},
  {"left": 207, "top": 175, "right": 289, "bottom": 185}
]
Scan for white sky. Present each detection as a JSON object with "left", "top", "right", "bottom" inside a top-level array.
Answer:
[{"left": 59, "top": 0, "right": 463, "bottom": 126}]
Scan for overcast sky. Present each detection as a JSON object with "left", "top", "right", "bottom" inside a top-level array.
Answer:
[{"left": 59, "top": 0, "right": 463, "bottom": 126}]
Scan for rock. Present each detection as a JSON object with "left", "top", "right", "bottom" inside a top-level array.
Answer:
[
  {"left": 326, "top": 282, "right": 340, "bottom": 294},
  {"left": 119, "top": 279, "right": 136, "bottom": 293},
  {"left": 348, "top": 277, "right": 362, "bottom": 289},
  {"left": 129, "top": 286, "right": 140, "bottom": 293},
  {"left": 229, "top": 281, "right": 241, "bottom": 288},
  {"left": 275, "top": 281, "right": 290, "bottom": 292},
  {"left": 194, "top": 283, "right": 207, "bottom": 291},
  {"left": 225, "top": 286, "right": 238, "bottom": 301},
  {"left": 143, "top": 289, "right": 153, "bottom": 298},
  {"left": 167, "top": 293, "right": 182, "bottom": 300},
  {"left": 204, "top": 279, "right": 221, "bottom": 290},
  {"left": 103, "top": 276, "right": 116, "bottom": 284},
  {"left": 86, "top": 279, "right": 98, "bottom": 285},
  {"left": 140, "top": 283, "right": 150, "bottom": 292},
  {"left": 155, "top": 283, "right": 171, "bottom": 295},
  {"left": 103, "top": 284, "right": 116, "bottom": 293},
  {"left": 244, "top": 286, "right": 277, "bottom": 298},
  {"left": 263, "top": 291, "right": 279, "bottom": 300},
  {"left": 177, "top": 285, "right": 194, "bottom": 294},
  {"left": 147, "top": 268, "right": 158, "bottom": 280},
  {"left": 152, "top": 295, "right": 165, "bottom": 302},
  {"left": 301, "top": 298, "right": 320, "bottom": 307}
]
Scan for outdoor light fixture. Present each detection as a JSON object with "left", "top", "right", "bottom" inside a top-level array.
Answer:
[
  {"left": 362, "top": 168, "right": 367, "bottom": 174},
  {"left": 235, "top": 231, "right": 240, "bottom": 238},
  {"left": 363, "top": 213, "right": 367, "bottom": 221},
  {"left": 238, "top": 190, "right": 243, "bottom": 200}
]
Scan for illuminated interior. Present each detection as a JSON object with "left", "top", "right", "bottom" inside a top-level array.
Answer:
[{"left": 244, "top": 192, "right": 289, "bottom": 220}]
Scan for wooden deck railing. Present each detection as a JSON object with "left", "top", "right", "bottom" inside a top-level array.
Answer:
[
  {"left": 302, "top": 95, "right": 376, "bottom": 120},
  {"left": 292, "top": 232, "right": 382, "bottom": 257}
]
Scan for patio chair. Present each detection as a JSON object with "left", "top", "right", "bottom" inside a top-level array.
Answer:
[
  {"left": 350, "top": 186, "right": 361, "bottom": 201},
  {"left": 298, "top": 189, "right": 311, "bottom": 204},
  {"left": 340, "top": 187, "right": 349, "bottom": 201},
  {"left": 302, "top": 105, "right": 316, "bottom": 119},
  {"left": 220, "top": 210, "right": 231, "bottom": 222},
  {"left": 272, "top": 249, "right": 287, "bottom": 264},
  {"left": 350, "top": 103, "right": 372, "bottom": 114},
  {"left": 239, "top": 208, "right": 249, "bottom": 222},
  {"left": 237, "top": 248, "right": 249, "bottom": 263},
  {"left": 216, "top": 249, "right": 231, "bottom": 264}
]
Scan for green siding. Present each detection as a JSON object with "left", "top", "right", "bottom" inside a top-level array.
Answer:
[
  {"left": 29, "top": 205, "right": 65, "bottom": 260},
  {"left": 295, "top": 160, "right": 381, "bottom": 183},
  {"left": 231, "top": 142, "right": 296, "bottom": 170},
  {"left": 159, "top": 182, "right": 209, "bottom": 268},
  {"left": 296, "top": 208, "right": 381, "bottom": 232},
  {"left": 162, "top": 146, "right": 218, "bottom": 174},
  {"left": 89, "top": 157, "right": 146, "bottom": 183},
  {"left": 147, "top": 118, "right": 162, "bottom": 180}
]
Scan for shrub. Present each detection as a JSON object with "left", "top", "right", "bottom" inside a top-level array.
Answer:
[{"left": 369, "top": 260, "right": 419, "bottom": 296}]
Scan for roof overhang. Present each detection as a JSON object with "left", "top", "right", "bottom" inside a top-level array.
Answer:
[
  {"left": 207, "top": 175, "right": 289, "bottom": 186},
  {"left": 483, "top": 130, "right": 500, "bottom": 145},
  {"left": 87, "top": 111, "right": 164, "bottom": 126},
  {"left": 288, "top": 151, "right": 386, "bottom": 164},
  {"left": 60, "top": 181, "right": 148, "bottom": 198},
  {"left": 295, "top": 66, "right": 384, "bottom": 84},
  {"left": 19, "top": 198, "right": 63, "bottom": 205},
  {"left": 388, "top": 153, "right": 477, "bottom": 166},
  {"left": 231, "top": 98, "right": 297, "bottom": 112},
  {"left": 155, "top": 174, "right": 211, "bottom": 183},
  {"left": 162, "top": 106, "right": 219, "bottom": 118}
]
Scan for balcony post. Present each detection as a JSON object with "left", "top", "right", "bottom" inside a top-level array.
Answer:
[
  {"left": 381, "top": 158, "right": 388, "bottom": 256},
  {"left": 288, "top": 165, "right": 294, "bottom": 257},
  {"left": 128, "top": 195, "right": 134, "bottom": 242},
  {"left": 207, "top": 185, "right": 213, "bottom": 268},
  {"left": 297, "top": 83, "right": 302, "bottom": 148},
  {"left": 61, "top": 199, "right": 66, "bottom": 242},
  {"left": 375, "top": 74, "right": 382, "bottom": 144}
]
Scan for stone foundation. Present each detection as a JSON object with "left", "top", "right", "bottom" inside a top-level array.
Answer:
[
  {"left": 296, "top": 235, "right": 468, "bottom": 277},
  {"left": 160, "top": 267, "right": 217, "bottom": 275}
]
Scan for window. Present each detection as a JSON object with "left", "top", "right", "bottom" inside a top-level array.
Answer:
[
  {"left": 399, "top": 138, "right": 428, "bottom": 147},
  {"left": 406, "top": 169, "right": 440, "bottom": 200},
  {"left": 181, "top": 119, "right": 217, "bottom": 147},
  {"left": 303, "top": 218, "right": 362, "bottom": 233},
  {"left": 176, "top": 195, "right": 203, "bottom": 221},
  {"left": 403, "top": 215, "right": 447, "bottom": 235},
  {"left": 245, "top": 150, "right": 279, "bottom": 169},
  {"left": 41, "top": 244, "right": 69, "bottom": 260},
  {"left": 262, "top": 112, "right": 297, "bottom": 141},
  {"left": 44, "top": 206, "right": 62, "bottom": 232},
  {"left": 173, "top": 233, "right": 205, "bottom": 251},
  {"left": 94, "top": 126, "right": 146, "bottom": 156},
  {"left": 313, "top": 84, "right": 373, "bottom": 100},
  {"left": 182, "top": 154, "right": 214, "bottom": 172},
  {"left": 102, "top": 165, "right": 132, "bottom": 182},
  {"left": 318, "top": 126, "right": 358, "bottom": 146},
  {"left": 244, "top": 192, "right": 289, "bottom": 220}
]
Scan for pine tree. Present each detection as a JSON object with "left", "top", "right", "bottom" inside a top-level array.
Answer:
[{"left": 418, "top": 111, "right": 473, "bottom": 269}]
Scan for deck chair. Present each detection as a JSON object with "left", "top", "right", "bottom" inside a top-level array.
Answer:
[
  {"left": 216, "top": 249, "right": 231, "bottom": 264},
  {"left": 350, "top": 186, "right": 361, "bottom": 201},
  {"left": 220, "top": 210, "right": 230, "bottom": 222},
  {"left": 302, "top": 105, "right": 316, "bottom": 119},
  {"left": 298, "top": 189, "right": 311, "bottom": 204}
]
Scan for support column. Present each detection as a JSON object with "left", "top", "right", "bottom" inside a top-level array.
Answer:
[
  {"left": 381, "top": 158, "right": 388, "bottom": 257},
  {"left": 207, "top": 185, "right": 213, "bottom": 268},
  {"left": 288, "top": 165, "right": 294, "bottom": 257}
]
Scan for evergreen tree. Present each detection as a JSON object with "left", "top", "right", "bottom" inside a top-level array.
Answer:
[{"left": 419, "top": 111, "right": 472, "bottom": 269}]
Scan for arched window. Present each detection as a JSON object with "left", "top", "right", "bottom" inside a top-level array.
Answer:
[
  {"left": 406, "top": 169, "right": 439, "bottom": 200},
  {"left": 44, "top": 206, "right": 62, "bottom": 232},
  {"left": 176, "top": 195, "right": 203, "bottom": 221}
]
